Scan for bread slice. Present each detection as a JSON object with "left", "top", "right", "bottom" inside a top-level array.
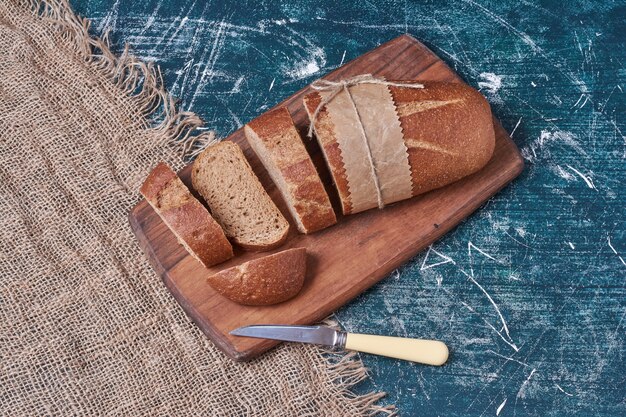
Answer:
[
  {"left": 244, "top": 107, "right": 336, "bottom": 234},
  {"left": 140, "top": 162, "right": 233, "bottom": 268},
  {"left": 303, "top": 92, "right": 354, "bottom": 215},
  {"left": 304, "top": 81, "right": 495, "bottom": 213},
  {"left": 191, "top": 141, "right": 290, "bottom": 251},
  {"left": 207, "top": 248, "right": 306, "bottom": 305}
]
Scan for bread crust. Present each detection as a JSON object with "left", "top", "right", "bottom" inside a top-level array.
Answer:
[
  {"left": 245, "top": 107, "right": 336, "bottom": 234},
  {"left": 207, "top": 248, "right": 307, "bottom": 306},
  {"left": 140, "top": 162, "right": 233, "bottom": 268}
]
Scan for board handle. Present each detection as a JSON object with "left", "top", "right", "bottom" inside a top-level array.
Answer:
[{"left": 344, "top": 333, "right": 449, "bottom": 366}]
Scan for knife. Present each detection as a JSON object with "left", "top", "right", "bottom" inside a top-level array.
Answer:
[{"left": 230, "top": 325, "right": 449, "bottom": 366}]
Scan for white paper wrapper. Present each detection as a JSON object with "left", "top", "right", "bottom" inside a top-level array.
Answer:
[
  {"left": 322, "top": 88, "right": 379, "bottom": 213},
  {"left": 348, "top": 83, "right": 413, "bottom": 205}
]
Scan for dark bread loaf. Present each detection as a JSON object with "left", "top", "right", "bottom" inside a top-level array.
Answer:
[
  {"left": 207, "top": 248, "right": 306, "bottom": 306},
  {"left": 140, "top": 162, "right": 233, "bottom": 268},
  {"left": 245, "top": 107, "right": 336, "bottom": 234},
  {"left": 304, "top": 81, "right": 495, "bottom": 214}
]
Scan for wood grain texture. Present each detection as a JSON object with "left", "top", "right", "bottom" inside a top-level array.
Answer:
[{"left": 129, "top": 35, "right": 523, "bottom": 360}]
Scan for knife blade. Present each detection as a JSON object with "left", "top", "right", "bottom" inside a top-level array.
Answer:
[
  {"left": 230, "top": 324, "right": 448, "bottom": 366},
  {"left": 230, "top": 325, "right": 344, "bottom": 347}
]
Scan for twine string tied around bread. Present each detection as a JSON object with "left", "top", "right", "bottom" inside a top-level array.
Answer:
[{"left": 307, "top": 74, "right": 424, "bottom": 209}]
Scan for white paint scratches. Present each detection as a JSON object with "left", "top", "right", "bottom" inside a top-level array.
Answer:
[
  {"left": 484, "top": 211, "right": 511, "bottom": 233},
  {"left": 138, "top": 0, "right": 162, "bottom": 36},
  {"left": 487, "top": 349, "right": 531, "bottom": 367},
  {"left": 314, "top": 16, "right": 434, "bottom": 31},
  {"left": 607, "top": 236, "right": 626, "bottom": 266},
  {"left": 280, "top": 27, "right": 326, "bottom": 81},
  {"left": 390, "top": 269, "right": 401, "bottom": 280},
  {"left": 504, "top": 230, "right": 533, "bottom": 250},
  {"left": 225, "top": 106, "right": 242, "bottom": 128},
  {"left": 539, "top": 131, "right": 586, "bottom": 155},
  {"left": 468, "top": 241, "right": 500, "bottom": 265},
  {"left": 187, "top": 21, "right": 227, "bottom": 111},
  {"left": 461, "top": 2, "right": 626, "bottom": 145},
  {"left": 421, "top": 245, "right": 455, "bottom": 270},
  {"left": 230, "top": 76, "right": 245, "bottom": 93},
  {"left": 510, "top": 117, "right": 522, "bottom": 137},
  {"left": 555, "top": 383, "right": 574, "bottom": 397},
  {"left": 461, "top": 0, "right": 589, "bottom": 94},
  {"left": 458, "top": 299, "right": 519, "bottom": 352},
  {"left": 577, "top": 95, "right": 590, "bottom": 111},
  {"left": 516, "top": 368, "right": 537, "bottom": 399},
  {"left": 466, "top": 275, "right": 519, "bottom": 352},
  {"left": 167, "top": 16, "right": 189, "bottom": 47},
  {"left": 423, "top": 242, "right": 519, "bottom": 352},
  {"left": 565, "top": 164, "right": 596, "bottom": 189},
  {"left": 149, "top": 0, "right": 197, "bottom": 53},
  {"left": 466, "top": 242, "right": 519, "bottom": 351},
  {"left": 522, "top": 130, "right": 586, "bottom": 163},
  {"left": 172, "top": 58, "right": 194, "bottom": 97},
  {"left": 130, "top": 12, "right": 330, "bottom": 108},
  {"left": 390, "top": 315, "right": 409, "bottom": 337},
  {"left": 496, "top": 398, "right": 507, "bottom": 415},
  {"left": 285, "top": 60, "right": 321, "bottom": 80},
  {"left": 554, "top": 165, "right": 575, "bottom": 181},
  {"left": 478, "top": 72, "right": 503, "bottom": 95},
  {"left": 268, "top": 77, "right": 275, "bottom": 92},
  {"left": 599, "top": 85, "right": 618, "bottom": 113},
  {"left": 571, "top": 93, "right": 587, "bottom": 109},
  {"left": 574, "top": 30, "right": 584, "bottom": 57},
  {"left": 97, "top": 0, "right": 120, "bottom": 33},
  {"left": 464, "top": 0, "right": 541, "bottom": 52},
  {"left": 383, "top": 296, "right": 395, "bottom": 314},
  {"left": 339, "top": 50, "right": 347, "bottom": 67}
]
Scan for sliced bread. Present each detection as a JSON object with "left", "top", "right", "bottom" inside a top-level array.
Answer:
[
  {"left": 244, "top": 107, "right": 336, "bottom": 234},
  {"left": 191, "top": 141, "right": 290, "bottom": 251},
  {"left": 140, "top": 162, "right": 233, "bottom": 268},
  {"left": 207, "top": 247, "right": 306, "bottom": 305}
]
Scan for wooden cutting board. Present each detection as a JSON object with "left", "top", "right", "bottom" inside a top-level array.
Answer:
[{"left": 129, "top": 34, "right": 524, "bottom": 361}]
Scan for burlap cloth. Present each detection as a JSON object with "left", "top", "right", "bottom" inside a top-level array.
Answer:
[{"left": 0, "top": 1, "right": 394, "bottom": 415}]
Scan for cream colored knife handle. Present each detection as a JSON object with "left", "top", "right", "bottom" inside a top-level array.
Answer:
[{"left": 344, "top": 333, "right": 449, "bottom": 366}]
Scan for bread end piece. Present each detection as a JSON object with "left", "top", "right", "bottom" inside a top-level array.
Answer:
[
  {"left": 390, "top": 81, "right": 496, "bottom": 196},
  {"left": 207, "top": 247, "right": 307, "bottom": 306},
  {"left": 140, "top": 162, "right": 234, "bottom": 268},
  {"left": 244, "top": 107, "right": 337, "bottom": 234}
]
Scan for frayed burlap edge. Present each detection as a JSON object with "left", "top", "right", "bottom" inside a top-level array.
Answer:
[
  {"left": 29, "top": 0, "right": 218, "bottom": 164},
  {"left": 28, "top": 0, "right": 396, "bottom": 414}
]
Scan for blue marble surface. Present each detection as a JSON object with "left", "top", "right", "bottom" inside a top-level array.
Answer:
[{"left": 72, "top": 0, "right": 625, "bottom": 415}]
